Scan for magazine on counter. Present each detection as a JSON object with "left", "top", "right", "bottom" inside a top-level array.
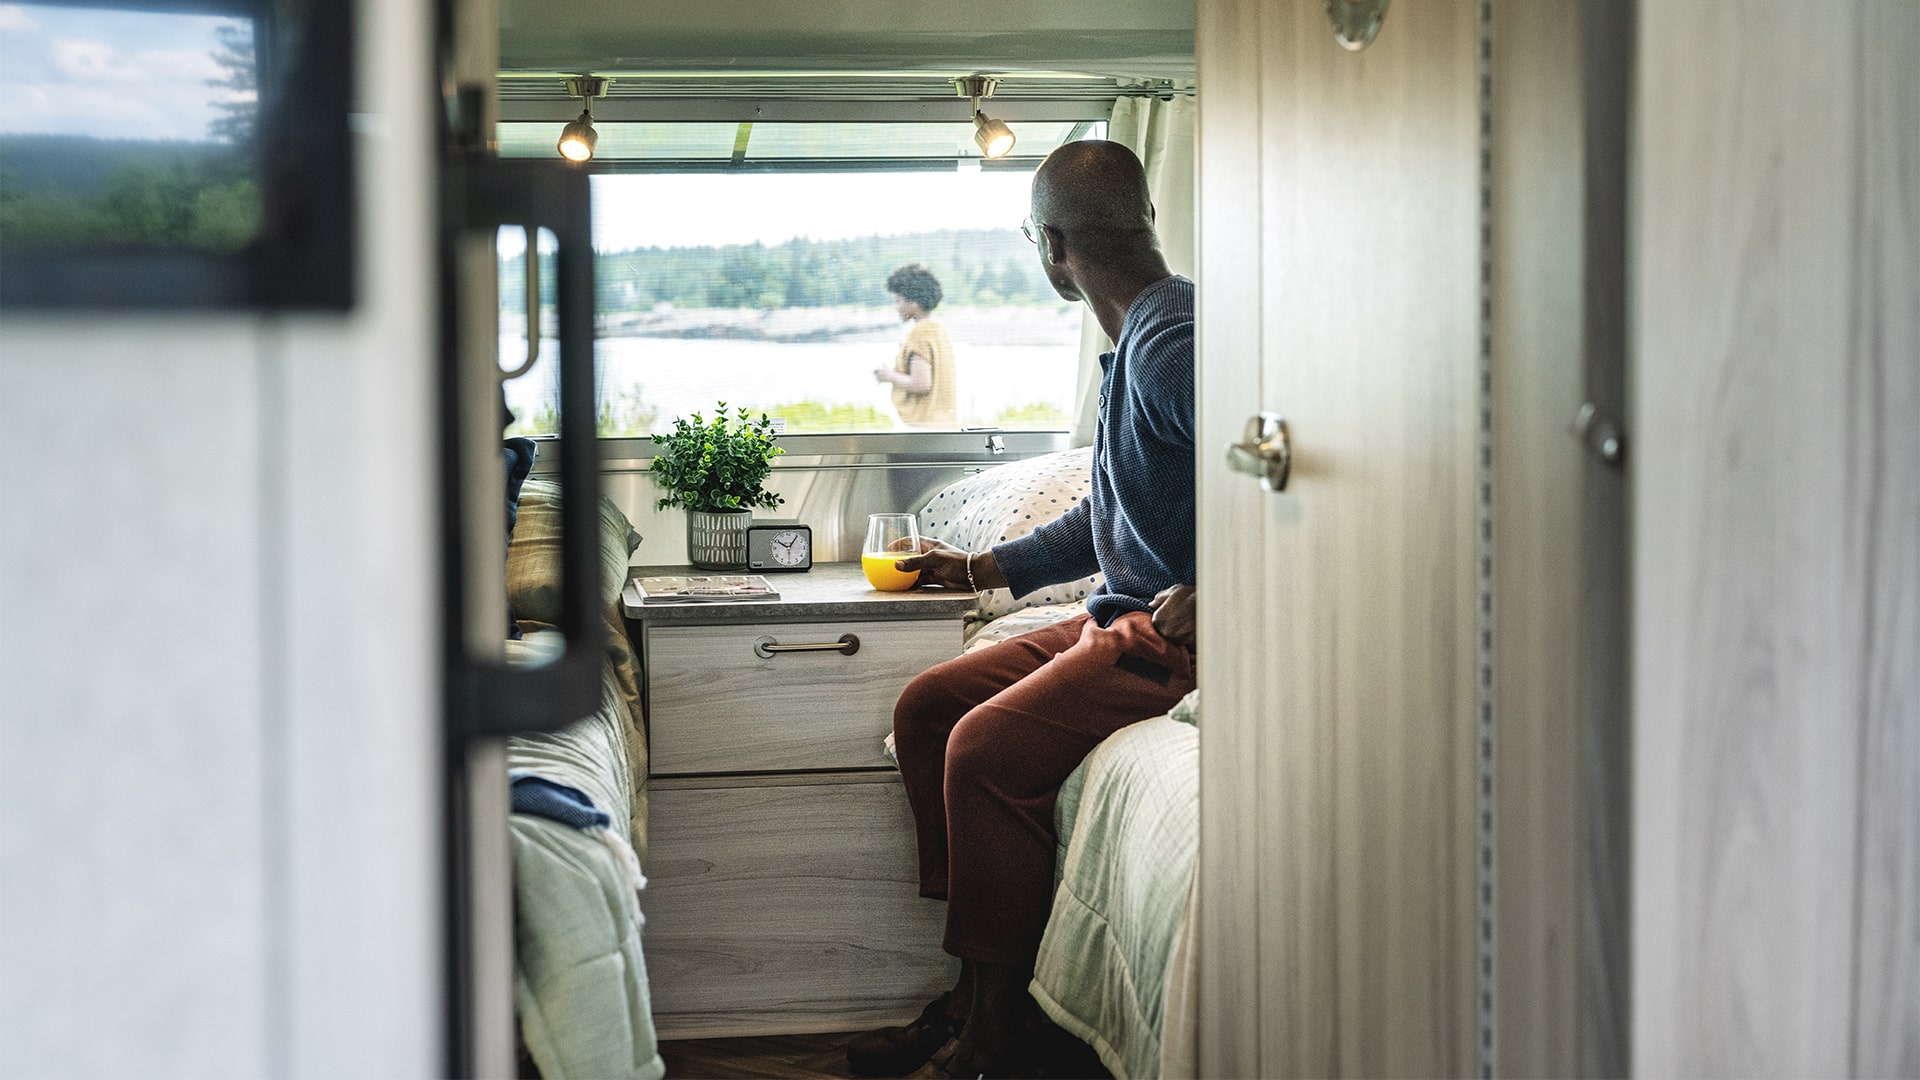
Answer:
[{"left": 635, "top": 574, "right": 780, "bottom": 604}]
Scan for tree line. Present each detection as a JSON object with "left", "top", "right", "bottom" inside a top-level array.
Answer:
[
  {"left": 0, "top": 136, "right": 258, "bottom": 252},
  {"left": 503, "top": 229, "right": 1060, "bottom": 314}
]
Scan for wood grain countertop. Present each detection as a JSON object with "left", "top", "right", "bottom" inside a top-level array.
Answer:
[{"left": 622, "top": 561, "right": 976, "bottom": 624}]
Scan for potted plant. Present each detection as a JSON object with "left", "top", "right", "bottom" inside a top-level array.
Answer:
[{"left": 650, "top": 403, "right": 785, "bottom": 569}]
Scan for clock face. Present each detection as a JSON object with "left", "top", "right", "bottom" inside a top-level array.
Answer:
[{"left": 769, "top": 528, "right": 809, "bottom": 567}]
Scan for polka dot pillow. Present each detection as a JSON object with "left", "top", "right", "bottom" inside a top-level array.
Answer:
[{"left": 918, "top": 446, "right": 1104, "bottom": 623}]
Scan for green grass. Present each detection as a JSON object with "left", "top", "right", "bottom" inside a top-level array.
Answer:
[
  {"left": 506, "top": 393, "right": 1070, "bottom": 437},
  {"left": 507, "top": 387, "right": 660, "bottom": 438},
  {"left": 755, "top": 399, "right": 893, "bottom": 434},
  {"left": 985, "top": 401, "right": 1072, "bottom": 430}
]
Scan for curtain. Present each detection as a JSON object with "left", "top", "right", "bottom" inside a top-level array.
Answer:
[{"left": 1069, "top": 94, "right": 1198, "bottom": 447}]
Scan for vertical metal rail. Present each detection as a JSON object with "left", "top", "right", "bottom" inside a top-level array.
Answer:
[{"left": 1475, "top": 0, "right": 1498, "bottom": 1075}]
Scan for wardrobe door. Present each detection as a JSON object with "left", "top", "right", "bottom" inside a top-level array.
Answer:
[{"left": 1196, "top": 1, "right": 1483, "bottom": 1075}]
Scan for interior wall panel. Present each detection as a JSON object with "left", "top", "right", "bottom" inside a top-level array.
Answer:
[
  {"left": 1632, "top": 1, "right": 1919, "bottom": 1074},
  {"left": 0, "top": 0, "right": 445, "bottom": 1073},
  {"left": 1847, "top": 4, "right": 1919, "bottom": 1075},
  {"left": 274, "top": 0, "right": 444, "bottom": 1071},
  {"left": 0, "top": 320, "right": 272, "bottom": 1078},
  {"left": 1573, "top": 2, "right": 1634, "bottom": 1073},
  {"left": 1489, "top": 1, "right": 1633, "bottom": 1076},
  {"left": 1192, "top": 0, "right": 1269, "bottom": 1071},
  {"left": 1488, "top": 1, "right": 1586, "bottom": 1075}
]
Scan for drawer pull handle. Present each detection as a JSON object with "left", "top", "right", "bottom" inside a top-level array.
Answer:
[{"left": 753, "top": 633, "right": 861, "bottom": 659}]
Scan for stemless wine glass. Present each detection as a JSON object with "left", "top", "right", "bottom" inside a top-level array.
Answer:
[{"left": 862, "top": 513, "right": 921, "bottom": 591}]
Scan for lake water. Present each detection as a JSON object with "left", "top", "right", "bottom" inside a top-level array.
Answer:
[{"left": 501, "top": 316, "right": 1083, "bottom": 434}]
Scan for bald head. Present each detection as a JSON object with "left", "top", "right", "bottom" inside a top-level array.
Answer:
[{"left": 1031, "top": 140, "right": 1159, "bottom": 263}]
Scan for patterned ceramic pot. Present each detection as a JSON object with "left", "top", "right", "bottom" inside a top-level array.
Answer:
[{"left": 687, "top": 508, "right": 751, "bottom": 569}]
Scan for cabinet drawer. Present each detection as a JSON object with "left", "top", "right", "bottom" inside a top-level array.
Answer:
[
  {"left": 644, "top": 776, "right": 957, "bottom": 1038},
  {"left": 646, "top": 618, "right": 960, "bottom": 775}
]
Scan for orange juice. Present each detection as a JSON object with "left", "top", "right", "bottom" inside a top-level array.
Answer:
[{"left": 862, "top": 552, "right": 920, "bottom": 591}]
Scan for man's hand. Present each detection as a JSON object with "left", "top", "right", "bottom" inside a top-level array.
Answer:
[
  {"left": 893, "top": 539, "right": 1008, "bottom": 592},
  {"left": 1150, "top": 584, "right": 1197, "bottom": 651}
]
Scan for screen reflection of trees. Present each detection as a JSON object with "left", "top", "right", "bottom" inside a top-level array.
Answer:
[{"left": 0, "top": 11, "right": 261, "bottom": 252}]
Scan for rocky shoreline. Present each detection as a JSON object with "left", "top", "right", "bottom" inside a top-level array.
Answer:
[{"left": 550, "top": 303, "right": 1083, "bottom": 345}]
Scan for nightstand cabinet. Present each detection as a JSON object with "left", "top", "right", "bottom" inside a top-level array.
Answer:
[{"left": 624, "top": 563, "right": 972, "bottom": 1038}]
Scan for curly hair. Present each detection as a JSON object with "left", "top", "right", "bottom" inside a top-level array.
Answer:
[{"left": 885, "top": 263, "right": 943, "bottom": 312}]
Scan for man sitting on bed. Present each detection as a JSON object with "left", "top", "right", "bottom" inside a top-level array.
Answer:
[{"left": 847, "top": 139, "right": 1197, "bottom": 1080}]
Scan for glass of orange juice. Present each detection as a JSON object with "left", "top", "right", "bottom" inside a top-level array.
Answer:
[{"left": 862, "top": 513, "right": 921, "bottom": 590}]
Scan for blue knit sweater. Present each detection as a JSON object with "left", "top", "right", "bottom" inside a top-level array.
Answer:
[{"left": 993, "top": 275, "right": 1196, "bottom": 626}]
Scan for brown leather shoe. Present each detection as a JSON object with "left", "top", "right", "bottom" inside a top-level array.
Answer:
[{"left": 847, "top": 993, "right": 962, "bottom": 1076}]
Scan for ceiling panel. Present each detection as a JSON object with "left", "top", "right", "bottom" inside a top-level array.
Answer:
[{"left": 497, "top": 0, "right": 1195, "bottom": 77}]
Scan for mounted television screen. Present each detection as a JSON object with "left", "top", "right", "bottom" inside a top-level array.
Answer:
[{"left": 0, "top": 0, "right": 352, "bottom": 308}]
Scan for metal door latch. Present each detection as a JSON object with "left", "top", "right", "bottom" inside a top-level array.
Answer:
[
  {"left": 986, "top": 434, "right": 1006, "bottom": 455},
  {"left": 1327, "top": 0, "right": 1391, "bottom": 51},
  {"left": 1227, "top": 413, "right": 1293, "bottom": 492},
  {"left": 1572, "top": 402, "right": 1626, "bottom": 468}
]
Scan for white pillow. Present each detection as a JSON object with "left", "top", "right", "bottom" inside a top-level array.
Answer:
[{"left": 918, "top": 447, "right": 1104, "bottom": 622}]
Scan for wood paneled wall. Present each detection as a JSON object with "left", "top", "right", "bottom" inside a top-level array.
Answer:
[
  {"left": 1191, "top": 0, "right": 1269, "bottom": 1073},
  {"left": 1489, "top": 1, "right": 1588, "bottom": 1074},
  {"left": 1489, "top": 1, "right": 1632, "bottom": 1075},
  {"left": 1631, "top": 1, "right": 1919, "bottom": 1074}
]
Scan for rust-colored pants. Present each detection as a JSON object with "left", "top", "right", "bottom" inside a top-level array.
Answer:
[{"left": 893, "top": 611, "right": 1196, "bottom": 966}]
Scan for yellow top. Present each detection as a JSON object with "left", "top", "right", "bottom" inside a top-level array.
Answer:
[{"left": 891, "top": 318, "right": 958, "bottom": 429}]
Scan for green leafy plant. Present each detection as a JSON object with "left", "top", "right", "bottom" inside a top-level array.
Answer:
[{"left": 649, "top": 403, "right": 786, "bottom": 513}]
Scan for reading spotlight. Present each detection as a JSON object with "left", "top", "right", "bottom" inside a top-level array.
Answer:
[
  {"left": 557, "top": 75, "right": 609, "bottom": 163},
  {"left": 956, "top": 75, "right": 1015, "bottom": 159},
  {"left": 974, "top": 113, "right": 1015, "bottom": 158},
  {"left": 558, "top": 110, "right": 596, "bottom": 162}
]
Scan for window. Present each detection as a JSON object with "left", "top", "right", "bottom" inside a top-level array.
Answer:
[{"left": 497, "top": 121, "right": 1103, "bottom": 437}]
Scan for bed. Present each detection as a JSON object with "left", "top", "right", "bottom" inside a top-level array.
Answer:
[
  {"left": 917, "top": 450, "right": 1202, "bottom": 1080},
  {"left": 1033, "top": 696, "right": 1199, "bottom": 1080},
  {"left": 503, "top": 479, "right": 664, "bottom": 1080}
]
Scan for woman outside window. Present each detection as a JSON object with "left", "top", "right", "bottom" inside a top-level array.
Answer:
[{"left": 874, "top": 264, "right": 959, "bottom": 429}]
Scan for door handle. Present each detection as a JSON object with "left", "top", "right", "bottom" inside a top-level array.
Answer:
[
  {"left": 753, "top": 634, "right": 861, "bottom": 659},
  {"left": 1227, "top": 413, "right": 1292, "bottom": 492},
  {"left": 445, "top": 155, "right": 602, "bottom": 737},
  {"left": 497, "top": 225, "right": 541, "bottom": 380}
]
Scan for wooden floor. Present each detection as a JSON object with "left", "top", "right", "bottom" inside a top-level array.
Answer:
[
  {"left": 658, "top": 1031, "right": 865, "bottom": 1080},
  {"left": 657, "top": 1028, "right": 1114, "bottom": 1079}
]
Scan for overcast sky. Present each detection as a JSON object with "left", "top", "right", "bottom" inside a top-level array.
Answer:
[
  {"left": 593, "top": 170, "right": 1036, "bottom": 248},
  {"left": 497, "top": 169, "right": 1038, "bottom": 258},
  {"left": 0, "top": 3, "right": 249, "bottom": 141}
]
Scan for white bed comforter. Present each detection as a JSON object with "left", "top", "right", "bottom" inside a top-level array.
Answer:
[{"left": 505, "top": 631, "right": 664, "bottom": 1080}]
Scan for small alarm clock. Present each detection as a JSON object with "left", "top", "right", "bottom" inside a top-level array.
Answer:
[{"left": 745, "top": 520, "right": 813, "bottom": 571}]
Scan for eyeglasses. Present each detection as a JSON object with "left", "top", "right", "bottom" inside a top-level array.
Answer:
[{"left": 1021, "top": 215, "right": 1041, "bottom": 244}]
